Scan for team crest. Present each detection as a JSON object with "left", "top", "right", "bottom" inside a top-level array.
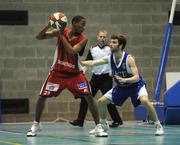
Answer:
[
  {"left": 77, "top": 82, "right": 88, "bottom": 90},
  {"left": 45, "top": 82, "right": 59, "bottom": 91}
]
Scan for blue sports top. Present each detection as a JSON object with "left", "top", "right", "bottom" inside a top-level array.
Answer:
[{"left": 110, "top": 51, "right": 143, "bottom": 87}]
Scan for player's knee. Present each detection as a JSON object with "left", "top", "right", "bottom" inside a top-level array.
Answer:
[
  {"left": 98, "top": 97, "right": 107, "bottom": 106},
  {"left": 84, "top": 94, "right": 93, "bottom": 103},
  {"left": 39, "top": 96, "right": 47, "bottom": 102},
  {"left": 140, "top": 96, "right": 149, "bottom": 105}
]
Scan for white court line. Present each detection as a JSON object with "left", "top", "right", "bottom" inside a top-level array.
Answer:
[{"left": 0, "top": 130, "right": 24, "bottom": 135}]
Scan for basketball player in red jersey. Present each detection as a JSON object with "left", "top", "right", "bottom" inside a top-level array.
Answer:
[{"left": 27, "top": 15, "right": 99, "bottom": 137}]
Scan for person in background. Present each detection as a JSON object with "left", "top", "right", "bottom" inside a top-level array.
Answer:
[{"left": 70, "top": 30, "right": 123, "bottom": 129}]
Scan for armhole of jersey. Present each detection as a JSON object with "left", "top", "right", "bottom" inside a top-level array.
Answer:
[
  {"left": 78, "top": 54, "right": 82, "bottom": 70},
  {"left": 108, "top": 55, "right": 112, "bottom": 74},
  {"left": 78, "top": 35, "right": 86, "bottom": 56},
  {"left": 126, "top": 55, "right": 132, "bottom": 74},
  {"left": 51, "top": 46, "right": 58, "bottom": 68}
]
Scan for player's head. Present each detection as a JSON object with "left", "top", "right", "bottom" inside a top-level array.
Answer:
[
  {"left": 71, "top": 15, "right": 86, "bottom": 35},
  {"left": 97, "top": 30, "right": 108, "bottom": 46},
  {"left": 109, "top": 34, "right": 127, "bottom": 53}
]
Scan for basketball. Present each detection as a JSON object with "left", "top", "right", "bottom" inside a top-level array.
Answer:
[{"left": 49, "top": 12, "right": 67, "bottom": 29}]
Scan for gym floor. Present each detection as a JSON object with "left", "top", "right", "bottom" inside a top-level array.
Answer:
[{"left": 0, "top": 121, "right": 179, "bottom": 145}]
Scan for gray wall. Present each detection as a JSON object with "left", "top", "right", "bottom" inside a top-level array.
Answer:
[{"left": 0, "top": 0, "right": 180, "bottom": 122}]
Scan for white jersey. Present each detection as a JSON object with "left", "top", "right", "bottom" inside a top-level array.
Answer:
[{"left": 90, "top": 45, "right": 111, "bottom": 75}]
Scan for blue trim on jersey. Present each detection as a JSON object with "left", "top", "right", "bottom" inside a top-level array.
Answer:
[{"left": 110, "top": 52, "right": 145, "bottom": 87}]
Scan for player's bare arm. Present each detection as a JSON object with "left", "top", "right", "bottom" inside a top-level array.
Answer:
[
  {"left": 81, "top": 56, "right": 108, "bottom": 66},
  {"left": 115, "top": 55, "right": 139, "bottom": 83},
  {"left": 59, "top": 35, "right": 88, "bottom": 54},
  {"left": 36, "top": 22, "right": 60, "bottom": 40}
]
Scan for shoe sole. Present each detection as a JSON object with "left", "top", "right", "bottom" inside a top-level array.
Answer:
[
  {"left": 27, "top": 134, "right": 37, "bottom": 137},
  {"left": 155, "top": 133, "right": 164, "bottom": 136},
  {"left": 95, "top": 134, "right": 108, "bottom": 137},
  {"left": 95, "top": 132, "right": 108, "bottom": 137}
]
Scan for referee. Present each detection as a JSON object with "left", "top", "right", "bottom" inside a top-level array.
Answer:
[{"left": 70, "top": 30, "right": 123, "bottom": 127}]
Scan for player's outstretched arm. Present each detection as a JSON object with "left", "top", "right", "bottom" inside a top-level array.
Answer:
[
  {"left": 36, "top": 21, "right": 59, "bottom": 40},
  {"left": 81, "top": 56, "right": 108, "bottom": 66}
]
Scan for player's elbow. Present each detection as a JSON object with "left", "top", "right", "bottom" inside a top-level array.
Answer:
[
  {"left": 135, "top": 75, "right": 140, "bottom": 82},
  {"left": 67, "top": 49, "right": 77, "bottom": 54},
  {"left": 36, "top": 35, "right": 44, "bottom": 40}
]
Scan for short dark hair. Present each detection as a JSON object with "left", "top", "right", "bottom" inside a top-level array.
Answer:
[
  {"left": 71, "top": 15, "right": 85, "bottom": 24},
  {"left": 111, "top": 34, "right": 127, "bottom": 50}
]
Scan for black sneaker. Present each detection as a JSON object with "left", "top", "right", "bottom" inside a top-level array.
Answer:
[
  {"left": 69, "top": 120, "right": 84, "bottom": 127},
  {"left": 109, "top": 121, "right": 123, "bottom": 128}
]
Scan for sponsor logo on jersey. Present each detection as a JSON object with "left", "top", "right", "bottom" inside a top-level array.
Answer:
[
  {"left": 46, "top": 82, "right": 59, "bottom": 91},
  {"left": 77, "top": 82, "right": 87, "bottom": 90},
  {"left": 57, "top": 60, "right": 75, "bottom": 69}
]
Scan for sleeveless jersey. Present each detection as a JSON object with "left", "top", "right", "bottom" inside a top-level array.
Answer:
[
  {"left": 110, "top": 51, "right": 144, "bottom": 87},
  {"left": 51, "top": 28, "right": 86, "bottom": 73}
]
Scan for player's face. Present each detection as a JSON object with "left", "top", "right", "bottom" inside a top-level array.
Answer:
[
  {"left": 97, "top": 32, "right": 107, "bottom": 45},
  {"left": 73, "top": 19, "right": 86, "bottom": 35},
  {"left": 109, "top": 39, "right": 120, "bottom": 53}
]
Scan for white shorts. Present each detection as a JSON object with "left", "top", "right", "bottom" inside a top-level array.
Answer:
[{"left": 104, "top": 85, "right": 148, "bottom": 107}]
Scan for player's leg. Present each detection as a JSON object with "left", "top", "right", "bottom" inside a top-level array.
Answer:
[
  {"left": 69, "top": 98, "right": 88, "bottom": 127},
  {"left": 35, "top": 96, "right": 47, "bottom": 123},
  {"left": 137, "top": 85, "right": 164, "bottom": 136},
  {"left": 27, "top": 74, "right": 63, "bottom": 137},
  {"left": 68, "top": 72, "right": 100, "bottom": 125},
  {"left": 89, "top": 95, "right": 112, "bottom": 137},
  {"left": 139, "top": 96, "right": 164, "bottom": 136},
  {"left": 70, "top": 76, "right": 99, "bottom": 127},
  {"left": 100, "top": 75, "right": 123, "bottom": 127},
  {"left": 139, "top": 96, "right": 159, "bottom": 122},
  {"left": 95, "top": 86, "right": 128, "bottom": 137},
  {"left": 84, "top": 94, "right": 99, "bottom": 125},
  {"left": 27, "top": 96, "right": 47, "bottom": 137},
  {"left": 93, "top": 89, "right": 114, "bottom": 137},
  {"left": 98, "top": 96, "right": 112, "bottom": 124}
]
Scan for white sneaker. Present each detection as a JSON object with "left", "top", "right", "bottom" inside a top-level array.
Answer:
[
  {"left": 89, "top": 122, "right": 109, "bottom": 135},
  {"left": 27, "top": 121, "right": 42, "bottom": 137},
  {"left": 95, "top": 124, "right": 108, "bottom": 137},
  {"left": 155, "top": 124, "right": 164, "bottom": 136},
  {"left": 101, "top": 122, "right": 109, "bottom": 131},
  {"left": 89, "top": 128, "right": 96, "bottom": 134}
]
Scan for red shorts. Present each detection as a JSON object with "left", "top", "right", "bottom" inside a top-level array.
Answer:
[{"left": 40, "top": 71, "right": 91, "bottom": 97}]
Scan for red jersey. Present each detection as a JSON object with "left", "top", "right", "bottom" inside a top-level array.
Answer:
[{"left": 51, "top": 28, "right": 86, "bottom": 73}]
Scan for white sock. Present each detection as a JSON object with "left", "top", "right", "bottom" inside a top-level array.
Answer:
[
  {"left": 100, "top": 119, "right": 107, "bottom": 124},
  {"left": 155, "top": 120, "right": 162, "bottom": 127}
]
